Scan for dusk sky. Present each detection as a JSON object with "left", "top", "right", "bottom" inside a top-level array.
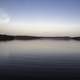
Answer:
[{"left": 0, "top": 0, "right": 80, "bottom": 36}]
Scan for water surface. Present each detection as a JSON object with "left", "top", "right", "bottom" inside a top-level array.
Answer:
[{"left": 0, "top": 40, "right": 80, "bottom": 79}]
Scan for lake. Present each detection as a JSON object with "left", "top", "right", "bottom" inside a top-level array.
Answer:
[{"left": 0, "top": 40, "right": 80, "bottom": 79}]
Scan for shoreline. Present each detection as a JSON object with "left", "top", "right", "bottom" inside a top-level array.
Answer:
[{"left": 0, "top": 34, "right": 80, "bottom": 41}]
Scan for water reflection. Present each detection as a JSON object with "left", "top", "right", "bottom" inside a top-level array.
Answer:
[
  {"left": 0, "top": 40, "right": 80, "bottom": 79},
  {"left": 0, "top": 40, "right": 80, "bottom": 56},
  {"left": 0, "top": 40, "right": 80, "bottom": 64}
]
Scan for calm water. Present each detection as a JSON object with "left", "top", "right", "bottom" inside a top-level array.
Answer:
[{"left": 0, "top": 40, "right": 80, "bottom": 79}]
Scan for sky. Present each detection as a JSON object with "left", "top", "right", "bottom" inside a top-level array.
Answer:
[{"left": 0, "top": 0, "right": 80, "bottom": 36}]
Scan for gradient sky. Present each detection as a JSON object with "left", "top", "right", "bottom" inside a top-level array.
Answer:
[{"left": 0, "top": 0, "right": 80, "bottom": 36}]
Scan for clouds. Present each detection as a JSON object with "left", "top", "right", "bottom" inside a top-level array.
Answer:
[{"left": 0, "top": 8, "right": 10, "bottom": 24}]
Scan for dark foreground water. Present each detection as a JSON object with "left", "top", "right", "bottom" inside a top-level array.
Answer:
[{"left": 0, "top": 40, "right": 80, "bottom": 79}]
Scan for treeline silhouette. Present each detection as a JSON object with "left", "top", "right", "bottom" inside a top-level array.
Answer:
[{"left": 0, "top": 34, "right": 80, "bottom": 41}]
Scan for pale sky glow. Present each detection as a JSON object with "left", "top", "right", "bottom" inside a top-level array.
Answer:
[{"left": 0, "top": 0, "right": 80, "bottom": 36}]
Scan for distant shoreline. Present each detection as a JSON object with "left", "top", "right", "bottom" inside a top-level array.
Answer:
[{"left": 0, "top": 34, "right": 80, "bottom": 41}]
